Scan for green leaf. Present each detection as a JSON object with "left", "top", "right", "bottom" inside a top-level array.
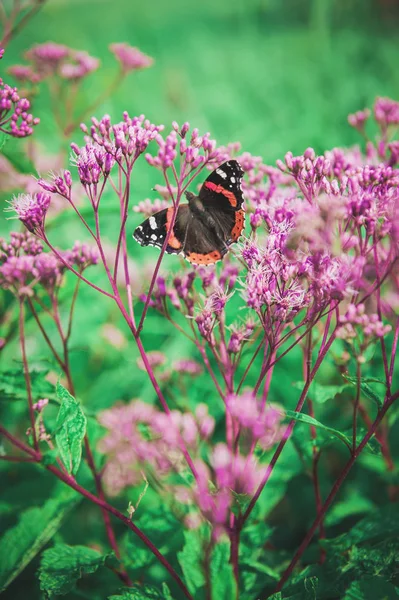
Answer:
[
  {"left": 210, "top": 541, "right": 236, "bottom": 599},
  {"left": 292, "top": 380, "right": 350, "bottom": 404},
  {"left": 162, "top": 583, "right": 175, "bottom": 600},
  {"left": 343, "top": 578, "right": 399, "bottom": 600},
  {"left": 39, "top": 544, "right": 114, "bottom": 597},
  {"left": 108, "top": 584, "right": 173, "bottom": 599},
  {"left": 325, "top": 490, "right": 375, "bottom": 526},
  {"left": 322, "top": 504, "right": 399, "bottom": 552},
  {"left": 55, "top": 382, "right": 87, "bottom": 475},
  {"left": 177, "top": 530, "right": 206, "bottom": 596},
  {"left": 343, "top": 375, "right": 385, "bottom": 408},
  {"left": 0, "top": 483, "right": 80, "bottom": 592},
  {"left": 285, "top": 410, "right": 352, "bottom": 450},
  {"left": 0, "top": 368, "right": 55, "bottom": 402}
]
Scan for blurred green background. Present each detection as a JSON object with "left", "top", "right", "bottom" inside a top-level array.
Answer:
[{"left": 4, "top": 0, "right": 399, "bottom": 159}]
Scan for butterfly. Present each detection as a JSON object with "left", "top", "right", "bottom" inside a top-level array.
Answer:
[{"left": 133, "top": 160, "right": 245, "bottom": 265}]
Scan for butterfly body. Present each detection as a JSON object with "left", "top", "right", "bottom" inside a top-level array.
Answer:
[{"left": 133, "top": 160, "right": 245, "bottom": 265}]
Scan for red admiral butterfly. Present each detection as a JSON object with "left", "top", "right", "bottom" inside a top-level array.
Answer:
[{"left": 133, "top": 160, "right": 245, "bottom": 265}]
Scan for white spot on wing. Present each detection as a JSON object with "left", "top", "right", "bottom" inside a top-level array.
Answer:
[
  {"left": 230, "top": 176, "right": 236, "bottom": 183},
  {"left": 149, "top": 216, "right": 157, "bottom": 230},
  {"left": 216, "top": 168, "right": 227, "bottom": 179},
  {"left": 151, "top": 234, "right": 157, "bottom": 241}
]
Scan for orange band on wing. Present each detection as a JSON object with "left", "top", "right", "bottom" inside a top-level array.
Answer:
[
  {"left": 230, "top": 209, "right": 245, "bottom": 242},
  {"left": 204, "top": 181, "right": 238, "bottom": 207},
  {"left": 185, "top": 250, "right": 222, "bottom": 265},
  {"left": 166, "top": 207, "right": 182, "bottom": 249}
]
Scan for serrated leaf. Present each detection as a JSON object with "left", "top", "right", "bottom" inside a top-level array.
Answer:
[
  {"left": 108, "top": 584, "right": 170, "bottom": 599},
  {"left": 39, "top": 544, "right": 114, "bottom": 597},
  {"left": 343, "top": 375, "right": 385, "bottom": 408},
  {"left": 55, "top": 382, "right": 86, "bottom": 475},
  {"left": 322, "top": 504, "right": 399, "bottom": 552},
  {"left": 285, "top": 410, "right": 351, "bottom": 450},
  {"left": 0, "top": 483, "right": 80, "bottom": 592},
  {"left": 177, "top": 530, "right": 206, "bottom": 595},
  {"left": 210, "top": 541, "right": 236, "bottom": 598},
  {"left": 343, "top": 577, "right": 399, "bottom": 600},
  {"left": 0, "top": 368, "right": 55, "bottom": 402},
  {"left": 292, "top": 380, "right": 350, "bottom": 403}
]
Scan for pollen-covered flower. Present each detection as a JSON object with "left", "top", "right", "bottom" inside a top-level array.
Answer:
[
  {"left": 109, "top": 43, "right": 154, "bottom": 72},
  {"left": 6, "top": 192, "right": 51, "bottom": 234}
]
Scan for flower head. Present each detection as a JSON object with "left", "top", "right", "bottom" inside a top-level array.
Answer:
[
  {"left": 109, "top": 43, "right": 154, "bottom": 72},
  {"left": 6, "top": 192, "right": 51, "bottom": 234},
  {"left": 59, "top": 51, "right": 99, "bottom": 81},
  {"left": 24, "top": 42, "right": 69, "bottom": 75},
  {"left": 0, "top": 79, "right": 39, "bottom": 137}
]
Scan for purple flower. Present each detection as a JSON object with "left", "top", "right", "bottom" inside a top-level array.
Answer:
[
  {"left": 24, "top": 42, "right": 69, "bottom": 75},
  {"left": 109, "top": 43, "right": 154, "bottom": 72},
  {"left": 0, "top": 79, "right": 40, "bottom": 137},
  {"left": 59, "top": 51, "right": 99, "bottom": 81},
  {"left": 81, "top": 113, "right": 163, "bottom": 164},
  {"left": 0, "top": 254, "right": 38, "bottom": 294},
  {"left": 136, "top": 351, "right": 166, "bottom": 371},
  {"left": 7, "top": 64, "right": 42, "bottom": 84},
  {"left": 71, "top": 142, "right": 116, "bottom": 186},
  {"left": 6, "top": 192, "right": 51, "bottom": 234},
  {"left": 348, "top": 108, "right": 371, "bottom": 132},
  {"left": 172, "top": 359, "right": 203, "bottom": 376},
  {"left": 374, "top": 97, "right": 399, "bottom": 128},
  {"left": 63, "top": 241, "right": 99, "bottom": 269},
  {"left": 133, "top": 197, "right": 169, "bottom": 217}
]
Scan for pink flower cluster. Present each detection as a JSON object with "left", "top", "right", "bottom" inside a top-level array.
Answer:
[
  {"left": 10, "top": 42, "right": 98, "bottom": 83},
  {"left": 337, "top": 303, "right": 392, "bottom": 341},
  {"left": 98, "top": 399, "right": 215, "bottom": 496},
  {"left": 0, "top": 77, "right": 39, "bottom": 137},
  {"left": 98, "top": 395, "right": 283, "bottom": 536},
  {"left": 80, "top": 113, "right": 163, "bottom": 165},
  {"left": 145, "top": 122, "right": 233, "bottom": 172},
  {"left": 109, "top": 43, "right": 153, "bottom": 72},
  {"left": 0, "top": 232, "right": 98, "bottom": 295}
]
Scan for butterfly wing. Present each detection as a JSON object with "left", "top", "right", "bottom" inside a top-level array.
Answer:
[
  {"left": 133, "top": 205, "right": 227, "bottom": 265},
  {"left": 133, "top": 207, "right": 187, "bottom": 254},
  {"left": 199, "top": 159, "right": 245, "bottom": 244}
]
